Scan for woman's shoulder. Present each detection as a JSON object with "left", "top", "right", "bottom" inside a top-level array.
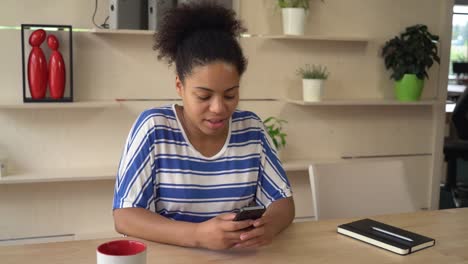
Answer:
[
  {"left": 138, "top": 105, "right": 176, "bottom": 122},
  {"left": 231, "top": 109, "right": 263, "bottom": 128},
  {"left": 132, "top": 105, "right": 178, "bottom": 131},
  {"left": 139, "top": 105, "right": 176, "bottom": 120}
]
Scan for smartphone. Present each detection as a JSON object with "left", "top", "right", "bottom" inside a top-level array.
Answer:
[{"left": 233, "top": 205, "right": 266, "bottom": 221}]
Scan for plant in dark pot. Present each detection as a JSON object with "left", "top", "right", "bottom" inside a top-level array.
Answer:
[{"left": 382, "top": 24, "right": 440, "bottom": 101}]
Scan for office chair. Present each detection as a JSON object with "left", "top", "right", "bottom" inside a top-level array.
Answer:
[
  {"left": 450, "top": 62, "right": 468, "bottom": 102},
  {"left": 453, "top": 62, "right": 468, "bottom": 84},
  {"left": 443, "top": 87, "right": 468, "bottom": 208},
  {"left": 308, "top": 160, "right": 418, "bottom": 221}
]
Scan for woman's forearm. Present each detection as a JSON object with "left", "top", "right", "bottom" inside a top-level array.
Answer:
[
  {"left": 264, "top": 197, "right": 295, "bottom": 236},
  {"left": 113, "top": 208, "right": 198, "bottom": 247}
]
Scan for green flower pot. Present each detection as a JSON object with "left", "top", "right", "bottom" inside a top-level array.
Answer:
[{"left": 394, "top": 74, "right": 424, "bottom": 101}]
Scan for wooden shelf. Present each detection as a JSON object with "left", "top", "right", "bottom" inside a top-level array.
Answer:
[
  {"left": 241, "top": 34, "right": 370, "bottom": 42},
  {"left": 282, "top": 159, "right": 342, "bottom": 171},
  {"left": 0, "top": 167, "right": 117, "bottom": 184},
  {"left": 286, "top": 98, "right": 439, "bottom": 106},
  {"left": 91, "top": 28, "right": 155, "bottom": 35},
  {"left": 282, "top": 160, "right": 314, "bottom": 171},
  {"left": 90, "top": 29, "right": 369, "bottom": 42},
  {"left": 0, "top": 159, "right": 329, "bottom": 184},
  {"left": 0, "top": 101, "right": 119, "bottom": 109}
]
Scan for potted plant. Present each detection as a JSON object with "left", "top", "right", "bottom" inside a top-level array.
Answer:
[
  {"left": 277, "top": 0, "right": 323, "bottom": 35},
  {"left": 263, "top": 117, "right": 287, "bottom": 157},
  {"left": 297, "top": 64, "right": 329, "bottom": 101},
  {"left": 381, "top": 24, "right": 440, "bottom": 101},
  {"left": 277, "top": 0, "right": 308, "bottom": 35}
]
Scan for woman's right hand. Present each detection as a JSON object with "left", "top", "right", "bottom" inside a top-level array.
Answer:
[{"left": 194, "top": 213, "right": 254, "bottom": 250}]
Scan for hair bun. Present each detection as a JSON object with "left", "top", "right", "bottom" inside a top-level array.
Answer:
[{"left": 154, "top": 1, "right": 245, "bottom": 64}]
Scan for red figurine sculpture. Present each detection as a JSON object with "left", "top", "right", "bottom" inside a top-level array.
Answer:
[
  {"left": 27, "top": 29, "right": 47, "bottom": 99},
  {"left": 47, "top": 34, "right": 65, "bottom": 99}
]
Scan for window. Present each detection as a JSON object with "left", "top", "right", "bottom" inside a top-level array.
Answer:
[{"left": 450, "top": 5, "right": 468, "bottom": 79}]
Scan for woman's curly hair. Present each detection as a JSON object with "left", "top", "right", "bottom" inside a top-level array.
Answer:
[{"left": 153, "top": 1, "right": 247, "bottom": 82}]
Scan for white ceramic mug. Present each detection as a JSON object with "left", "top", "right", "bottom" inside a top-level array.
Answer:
[{"left": 97, "top": 240, "right": 147, "bottom": 264}]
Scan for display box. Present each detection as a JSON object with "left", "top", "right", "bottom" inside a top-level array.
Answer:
[{"left": 21, "top": 24, "right": 73, "bottom": 102}]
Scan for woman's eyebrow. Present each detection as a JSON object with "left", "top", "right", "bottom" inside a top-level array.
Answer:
[
  {"left": 194, "top": 87, "right": 213, "bottom": 92},
  {"left": 225, "top": 86, "right": 240, "bottom": 92},
  {"left": 194, "top": 85, "right": 240, "bottom": 92}
]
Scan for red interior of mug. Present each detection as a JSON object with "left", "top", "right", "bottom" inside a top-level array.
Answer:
[{"left": 97, "top": 240, "right": 146, "bottom": 256}]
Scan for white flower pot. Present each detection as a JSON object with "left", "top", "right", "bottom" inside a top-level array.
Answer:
[
  {"left": 281, "top": 8, "right": 306, "bottom": 36},
  {"left": 302, "top": 79, "right": 324, "bottom": 102}
]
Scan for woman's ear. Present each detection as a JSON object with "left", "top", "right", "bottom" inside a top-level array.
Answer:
[{"left": 175, "top": 76, "right": 184, "bottom": 97}]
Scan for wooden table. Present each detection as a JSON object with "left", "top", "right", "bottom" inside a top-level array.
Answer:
[{"left": 2, "top": 208, "right": 468, "bottom": 264}]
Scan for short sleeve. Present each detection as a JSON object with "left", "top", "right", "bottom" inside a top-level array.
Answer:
[
  {"left": 113, "top": 111, "right": 157, "bottom": 210},
  {"left": 255, "top": 123, "right": 293, "bottom": 207}
]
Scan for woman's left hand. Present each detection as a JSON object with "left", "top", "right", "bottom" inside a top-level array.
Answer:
[
  {"left": 232, "top": 214, "right": 274, "bottom": 249},
  {"left": 233, "top": 197, "right": 295, "bottom": 249}
]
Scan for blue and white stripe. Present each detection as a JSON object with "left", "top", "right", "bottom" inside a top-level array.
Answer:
[{"left": 113, "top": 104, "right": 292, "bottom": 223}]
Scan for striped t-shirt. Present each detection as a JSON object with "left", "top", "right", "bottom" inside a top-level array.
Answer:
[{"left": 113, "top": 104, "right": 292, "bottom": 223}]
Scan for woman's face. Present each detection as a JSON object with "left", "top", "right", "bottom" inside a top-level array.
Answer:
[{"left": 176, "top": 61, "right": 240, "bottom": 138}]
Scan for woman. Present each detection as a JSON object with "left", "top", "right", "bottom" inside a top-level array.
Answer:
[{"left": 113, "top": 2, "right": 294, "bottom": 250}]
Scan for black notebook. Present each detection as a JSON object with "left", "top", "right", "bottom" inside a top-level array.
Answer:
[{"left": 337, "top": 218, "right": 435, "bottom": 255}]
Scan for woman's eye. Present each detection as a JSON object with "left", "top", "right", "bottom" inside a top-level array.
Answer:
[
  {"left": 197, "top": 95, "right": 210, "bottom": 100},
  {"left": 225, "top": 95, "right": 236, "bottom": 100}
]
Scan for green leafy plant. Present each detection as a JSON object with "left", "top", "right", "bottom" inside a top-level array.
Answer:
[
  {"left": 263, "top": 117, "right": 287, "bottom": 150},
  {"left": 453, "top": 52, "right": 467, "bottom": 62},
  {"left": 382, "top": 24, "right": 440, "bottom": 80},
  {"left": 296, "top": 64, "right": 329, "bottom": 79},
  {"left": 277, "top": 0, "right": 324, "bottom": 9}
]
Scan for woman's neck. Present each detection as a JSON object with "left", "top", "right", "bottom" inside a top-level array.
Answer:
[{"left": 176, "top": 105, "right": 228, "bottom": 157}]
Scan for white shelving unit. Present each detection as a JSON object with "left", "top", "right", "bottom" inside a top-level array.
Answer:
[
  {"left": 90, "top": 28, "right": 370, "bottom": 42},
  {"left": 0, "top": 101, "right": 119, "bottom": 109},
  {"left": 286, "top": 98, "right": 439, "bottom": 106},
  {"left": 0, "top": 167, "right": 117, "bottom": 184}
]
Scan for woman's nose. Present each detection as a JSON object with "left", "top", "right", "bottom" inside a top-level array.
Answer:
[{"left": 209, "top": 96, "right": 227, "bottom": 114}]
